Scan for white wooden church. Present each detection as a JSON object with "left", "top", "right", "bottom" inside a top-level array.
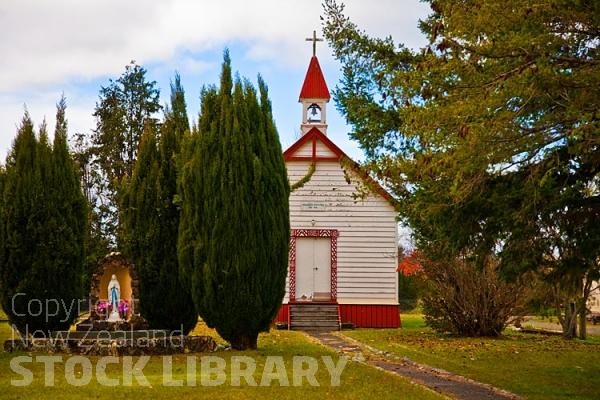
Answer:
[{"left": 274, "top": 41, "right": 400, "bottom": 329}]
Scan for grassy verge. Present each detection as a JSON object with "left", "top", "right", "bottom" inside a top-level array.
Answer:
[
  {"left": 0, "top": 321, "right": 443, "bottom": 400},
  {"left": 342, "top": 314, "right": 600, "bottom": 400}
]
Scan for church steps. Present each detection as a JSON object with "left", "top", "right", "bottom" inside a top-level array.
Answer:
[{"left": 289, "top": 304, "right": 340, "bottom": 332}]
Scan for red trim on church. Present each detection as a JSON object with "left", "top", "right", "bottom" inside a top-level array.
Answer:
[
  {"left": 339, "top": 304, "right": 400, "bottom": 328},
  {"left": 288, "top": 228, "right": 338, "bottom": 302},
  {"left": 299, "top": 56, "right": 331, "bottom": 100},
  {"left": 273, "top": 304, "right": 400, "bottom": 328},
  {"left": 274, "top": 304, "right": 289, "bottom": 324},
  {"left": 283, "top": 127, "right": 343, "bottom": 162},
  {"left": 283, "top": 128, "right": 399, "bottom": 208}
]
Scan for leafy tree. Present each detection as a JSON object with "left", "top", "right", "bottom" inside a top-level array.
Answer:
[
  {"left": 121, "top": 74, "right": 197, "bottom": 334},
  {"left": 71, "top": 131, "right": 110, "bottom": 291},
  {"left": 178, "top": 52, "right": 290, "bottom": 349},
  {"left": 91, "top": 61, "right": 162, "bottom": 246},
  {"left": 0, "top": 99, "right": 87, "bottom": 334},
  {"left": 323, "top": 0, "right": 600, "bottom": 338},
  {"left": 397, "top": 248, "right": 424, "bottom": 312},
  {"left": 0, "top": 165, "right": 4, "bottom": 297}
]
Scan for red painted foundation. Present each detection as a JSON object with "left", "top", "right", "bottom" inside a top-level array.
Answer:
[
  {"left": 274, "top": 304, "right": 290, "bottom": 325},
  {"left": 339, "top": 304, "right": 400, "bottom": 328},
  {"left": 274, "top": 303, "right": 400, "bottom": 328}
]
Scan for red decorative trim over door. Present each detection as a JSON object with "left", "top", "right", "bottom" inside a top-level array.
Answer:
[{"left": 289, "top": 229, "right": 338, "bottom": 302}]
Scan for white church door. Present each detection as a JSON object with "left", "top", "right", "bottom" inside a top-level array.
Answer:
[{"left": 295, "top": 237, "right": 331, "bottom": 301}]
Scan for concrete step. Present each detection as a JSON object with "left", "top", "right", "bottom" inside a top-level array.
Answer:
[
  {"left": 293, "top": 312, "right": 337, "bottom": 316},
  {"left": 289, "top": 304, "right": 340, "bottom": 331},
  {"left": 290, "top": 307, "right": 338, "bottom": 312},
  {"left": 290, "top": 308, "right": 338, "bottom": 314},
  {"left": 291, "top": 316, "right": 338, "bottom": 321},
  {"left": 290, "top": 303, "right": 338, "bottom": 310},
  {"left": 291, "top": 312, "right": 339, "bottom": 318},
  {"left": 291, "top": 318, "right": 340, "bottom": 324},
  {"left": 290, "top": 314, "right": 338, "bottom": 320}
]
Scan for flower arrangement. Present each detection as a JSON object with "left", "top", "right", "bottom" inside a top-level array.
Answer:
[
  {"left": 95, "top": 299, "right": 129, "bottom": 319},
  {"left": 118, "top": 299, "right": 129, "bottom": 318},
  {"left": 96, "top": 300, "right": 108, "bottom": 317}
]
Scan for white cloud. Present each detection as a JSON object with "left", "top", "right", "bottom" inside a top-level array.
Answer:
[
  {"left": 0, "top": 89, "right": 96, "bottom": 153},
  {"left": 0, "top": 0, "right": 429, "bottom": 91},
  {"left": 0, "top": 0, "right": 430, "bottom": 160},
  {"left": 0, "top": 0, "right": 160, "bottom": 91},
  {"left": 341, "top": 0, "right": 430, "bottom": 48}
]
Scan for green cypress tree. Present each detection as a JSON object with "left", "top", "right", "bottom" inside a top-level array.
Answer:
[
  {"left": 178, "top": 52, "right": 290, "bottom": 350},
  {"left": 1, "top": 113, "right": 39, "bottom": 334},
  {"left": 0, "top": 99, "right": 87, "bottom": 334},
  {"left": 121, "top": 76, "right": 197, "bottom": 333},
  {"left": 0, "top": 159, "right": 5, "bottom": 300},
  {"left": 48, "top": 97, "right": 88, "bottom": 326}
]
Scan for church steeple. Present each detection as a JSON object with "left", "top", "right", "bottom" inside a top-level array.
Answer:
[{"left": 299, "top": 30, "right": 330, "bottom": 136}]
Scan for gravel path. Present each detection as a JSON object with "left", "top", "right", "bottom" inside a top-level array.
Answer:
[{"left": 308, "top": 331, "right": 521, "bottom": 400}]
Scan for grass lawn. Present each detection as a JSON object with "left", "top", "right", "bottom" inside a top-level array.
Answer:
[
  {"left": 342, "top": 314, "right": 600, "bottom": 400},
  {"left": 0, "top": 321, "right": 444, "bottom": 400}
]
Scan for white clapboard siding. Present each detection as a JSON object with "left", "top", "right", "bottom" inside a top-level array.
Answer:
[
  {"left": 286, "top": 159, "right": 398, "bottom": 304},
  {"left": 292, "top": 140, "right": 313, "bottom": 158},
  {"left": 315, "top": 140, "right": 338, "bottom": 158}
]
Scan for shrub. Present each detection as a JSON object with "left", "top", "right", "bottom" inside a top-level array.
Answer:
[{"left": 420, "top": 255, "right": 531, "bottom": 336}]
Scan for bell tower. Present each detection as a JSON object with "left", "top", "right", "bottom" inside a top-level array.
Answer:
[{"left": 299, "top": 30, "right": 330, "bottom": 135}]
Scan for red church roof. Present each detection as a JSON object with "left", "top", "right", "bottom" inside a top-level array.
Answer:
[{"left": 299, "top": 56, "right": 331, "bottom": 100}]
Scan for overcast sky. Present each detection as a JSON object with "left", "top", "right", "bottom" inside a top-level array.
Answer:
[{"left": 0, "top": 0, "right": 430, "bottom": 161}]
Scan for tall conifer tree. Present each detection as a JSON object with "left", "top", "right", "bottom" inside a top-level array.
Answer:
[
  {"left": 0, "top": 155, "right": 5, "bottom": 299},
  {"left": 0, "top": 99, "right": 87, "bottom": 334},
  {"left": 178, "top": 52, "right": 289, "bottom": 349},
  {"left": 121, "top": 75, "right": 197, "bottom": 333},
  {"left": 91, "top": 62, "right": 162, "bottom": 246}
]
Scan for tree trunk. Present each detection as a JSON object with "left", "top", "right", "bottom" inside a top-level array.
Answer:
[
  {"left": 563, "top": 302, "right": 577, "bottom": 339},
  {"left": 579, "top": 278, "right": 594, "bottom": 340},
  {"left": 230, "top": 333, "right": 258, "bottom": 350},
  {"left": 578, "top": 309, "right": 587, "bottom": 340}
]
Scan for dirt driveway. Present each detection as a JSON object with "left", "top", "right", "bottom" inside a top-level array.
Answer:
[{"left": 518, "top": 317, "right": 600, "bottom": 335}]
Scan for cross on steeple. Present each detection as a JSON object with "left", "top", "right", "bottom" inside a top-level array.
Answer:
[{"left": 306, "top": 30, "right": 323, "bottom": 57}]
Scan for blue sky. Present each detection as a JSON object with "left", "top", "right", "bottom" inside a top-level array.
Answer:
[{"left": 0, "top": 0, "right": 430, "bottom": 161}]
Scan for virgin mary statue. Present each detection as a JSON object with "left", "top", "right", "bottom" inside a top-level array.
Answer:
[{"left": 107, "top": 274, "right": 121, "bottom": 322}]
